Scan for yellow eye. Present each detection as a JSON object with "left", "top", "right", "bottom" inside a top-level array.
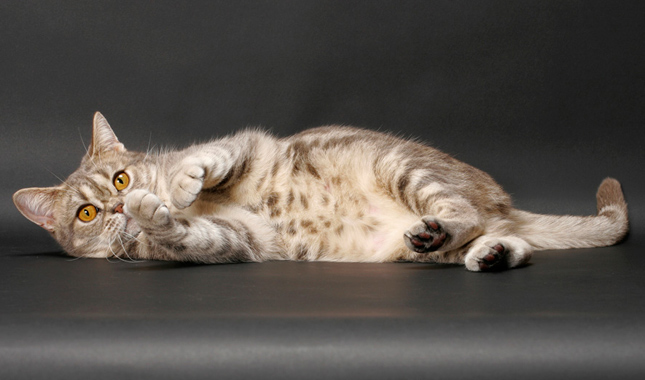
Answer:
[
  {"left": 78, "top": 205, "right": 98, "bottom": 222},
  {"left": 113, "top": 171, "right": 130, "bottom": 191}
]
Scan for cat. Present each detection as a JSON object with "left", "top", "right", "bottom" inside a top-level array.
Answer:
[{"left": 13, "top": 112, "right": 629, "bottom": 271}]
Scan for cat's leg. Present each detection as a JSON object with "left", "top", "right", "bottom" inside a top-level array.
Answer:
[
  {"left": 168, "top": 135, "right": 263, "bottom": 209},
  {"left": 434, "top": 235, "right": 533, "bottom": 271},
  {"left": 124, "top": 189, "right": 278, "bottom": 263},
  {"left": 169, "top": 148, "right": 239, "bottom": 209},
  {"left": 403, "top": 193, "right": 484, "bottom": 254}
]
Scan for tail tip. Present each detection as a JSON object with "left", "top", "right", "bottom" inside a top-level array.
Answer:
[
  {"left": 597, "top": 177, "right": 626, "bottom": 212},
  {"left": 597, "top": 177, "right": 629, "bottom": 244}
]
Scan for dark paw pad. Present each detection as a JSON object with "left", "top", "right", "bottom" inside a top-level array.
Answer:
[
  {"left": 404, "top": 218, "right": 449, "bottom": 253},
  {"left": 478, "top": 244, "right": 507, "bottom": 271}
]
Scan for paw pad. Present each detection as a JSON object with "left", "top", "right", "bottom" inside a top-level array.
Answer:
[
  {"left": 478, "top": 244, "right": 507, "bottom": 271},
  {"left": 404, "top": 218, "right": 448, "bottom": 253}
]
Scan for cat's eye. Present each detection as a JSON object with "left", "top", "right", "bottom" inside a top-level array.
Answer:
[
  {"left": 113, "top": 171, "right": 130, "bottom": 191},
  {"left": 78, "top": 205, "right": 98, "bottom": 222}
]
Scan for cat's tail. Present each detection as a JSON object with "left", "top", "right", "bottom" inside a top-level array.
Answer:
[{"left": 511, "top": 178, "right": 629, "bottom": 250}]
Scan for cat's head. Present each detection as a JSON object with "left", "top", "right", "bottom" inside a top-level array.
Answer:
[{"left": 13, "top": 112, "right": 147, "bottom": 258}]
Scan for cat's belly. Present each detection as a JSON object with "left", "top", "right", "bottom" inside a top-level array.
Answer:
[{"left": 265, "top": 189, "right": 419, "bottom": 262}]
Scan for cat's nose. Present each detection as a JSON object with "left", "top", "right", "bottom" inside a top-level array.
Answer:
[{"left": 113, "top": 203, "right": 124, "bottom": 214}]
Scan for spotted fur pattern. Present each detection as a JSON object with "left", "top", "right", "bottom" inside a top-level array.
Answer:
[{"left": 13, "top": 113, "right": 629, "bottom": 271}]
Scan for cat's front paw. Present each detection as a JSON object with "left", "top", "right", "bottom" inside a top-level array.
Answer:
[
  {"left": 170, "top": 158, "right": 206, "bottom": 209},
  {"left": 124, "top": 189, "right": 171, "bottom": 227},
  {"left": 404, "top": 217, "right": 448, "bottom": 253}
]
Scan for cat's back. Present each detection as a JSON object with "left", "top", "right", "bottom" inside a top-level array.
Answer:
[
  {"left": 281, "top": 125, "right": 443, "bottom": 174},
  {"left": 280, "top": 125, "right": 479, "bottom": 191},
  {"left": 283, "top": 125, "right": 419, "bottom": 154}
]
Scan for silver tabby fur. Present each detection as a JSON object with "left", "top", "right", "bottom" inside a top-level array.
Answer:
[{"left": 13, "top": 113, "right": 629, "bottom": 271}]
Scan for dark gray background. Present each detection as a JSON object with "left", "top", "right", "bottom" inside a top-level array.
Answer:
[{"left": 1, "top": 1, "right": 644, "bottom": 379}]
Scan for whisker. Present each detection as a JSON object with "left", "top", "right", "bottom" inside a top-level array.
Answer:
[
  {"left": 43, "top": 166, "right": 84, "bottom": 194},
  {"left": 66, "top": 253, "right": 89, "bottom": 262},
  {"left": 117, "top": 234, "right": 143, "bottom": 263},
  {"left": 122, "top": 231, "right": 144, "bottom": 244},
  {"left": 145, "top": 132, "right": 153, "bottom": 160},
  {"left": 103, "top": 236, "right": 123, "bottom": 263},
  {"left": 78, "top": 128, "right": 106, "bottom": 172},
  {"left": 107, "top": 240, "right": 129, "bottom": 263},
  {"left": 104, "top": 254, "right": 115, "bottom": 263},
  {"left": 104, "top": 247, "right": 117, "bottom": 263},
  {"left": 78, "top": 128, "right": 89, "bottom": 155},
  {"left": 43, "top": 166, "right": 66, "bottom": 184},
  {"left": 87, "top": 153, "right": 102, "bottom": 172}
]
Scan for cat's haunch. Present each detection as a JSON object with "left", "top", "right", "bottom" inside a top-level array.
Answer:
[{"left": 13, "top": 112, "right": 629, "bottom": 271}]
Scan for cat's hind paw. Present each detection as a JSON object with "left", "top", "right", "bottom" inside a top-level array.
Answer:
[
  {"left": 170, "top": 159, "right": 206, "bottom": 209},
  {"left": 124, "top": 189, "right": 171, "bottom": 227},
  {"left": 465, "top": 243, "right": 508, "bottom": 272},
  {"left": 404, "top": 217, "right": 448, "bottom": 253},
  {"left": 464, "top": 237, "right": 533, "bottom": 272}
]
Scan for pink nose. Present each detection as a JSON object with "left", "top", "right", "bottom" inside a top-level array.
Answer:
[{"left": 114, "top": 203, "right": 124, "bottom": 213}]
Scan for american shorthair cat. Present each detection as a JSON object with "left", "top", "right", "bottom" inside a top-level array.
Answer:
[{"left": 13, "top": 113, "right": 629, "bottom": 271}]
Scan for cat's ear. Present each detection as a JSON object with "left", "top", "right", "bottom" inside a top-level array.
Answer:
[
  {"left": 87, "top": 112, "right": 125, "bottom": 156},
  {"left": 13, "top": 187, "right": 63, "bottom": 232}
]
